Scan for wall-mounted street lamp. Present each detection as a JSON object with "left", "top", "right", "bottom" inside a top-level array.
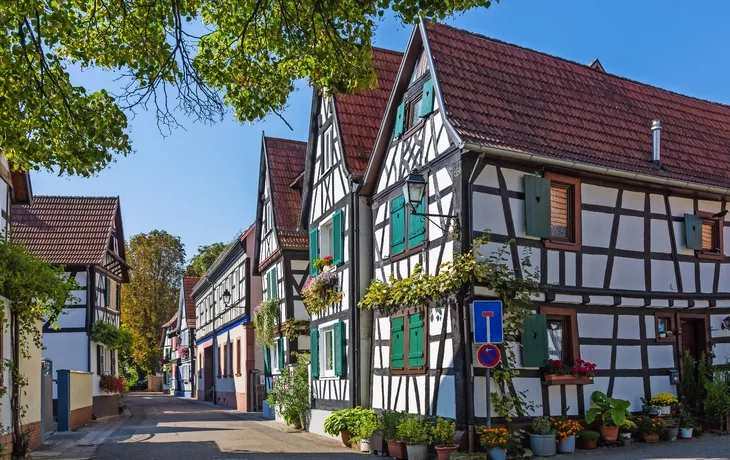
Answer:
[
  {"left": 222, "top": 289, "right": 231, "bottom": 307},
  {"left": 403, "top": 168, "right": 459, "bottom": 235},
  {"left": 721, "top": 316, "right": 730, "bottom": 330}
]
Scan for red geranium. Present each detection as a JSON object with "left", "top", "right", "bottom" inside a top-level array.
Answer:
[{"left": 100, "top": 375, "right": 126, "bottom": 394}]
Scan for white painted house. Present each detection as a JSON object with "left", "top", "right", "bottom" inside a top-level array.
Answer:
[
  {"left": 174, "top": 276, "right": 201, "bottom": 398},
  {"left": 252, "top": 136, "right": 311, "bottom": 419},
  {"left": 12, "top": 196, "right": 130, "bottom": 419},
  {"left": 299, "top": 48, "right": 402, "bottom": 436},
  {"left": 194, "top": 225, "right": 263, "bottom": 411},
  {"left": 360, "top": 21, "right": 730, "bottom": 426}
]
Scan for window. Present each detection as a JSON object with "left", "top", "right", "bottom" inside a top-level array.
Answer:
[
  {"left": 103, "top": 277, "right": 110, "bottom": 307},
  {"left": 228, "top": 339, "right": 234, "bottom": 377},
  {"left": 655, "top": 312, "right": 675, "bottom": 342},
  {"left": 393, "top": 78, "right": 435, "bottom": 138},
  {"left": 541, "top": 307, "right": 578, "bottom": 365},
  {"left": 265, "top": 267, "right": 278, "bottom": 301},
  {"left": 199, "top": 353, "right": 203, "bottom": 377},
  {"left": 687, "top": 211, "right": 725, "bottom": 260},
  {"left": 390, "top": 310, "right": 427, "bottom": 374},
  {"left": 110, "top": 351, "right": 117, "bottom": 376},
  {"left": 390, "top": 194, "right": 426, "bottom": 257},
  {"left": 524, "top": 173, "right": 582, "bottom": 251},
  {"left": 236, "top": 338, "right": 242, "bottom": 376},
  {"left": 96, "top": 345, "right": 104, "bottom": 375},
  {"left": 323, "top": 128, "right": 334, "bottom": 170},
  {"left": 320, "top": 221, "right": 333, "bottom": 261},
  {"left": 404, "top": 95, "right": 423, "bottom": 132},
  {"left": 272, "top": 340, "right": 280, "bottom": 371},
  {"left": 309, "top": 210, "right": 344, "bottom": 274},
  {"left": 323, "top": 328, "right": 335, "bottom": 377}
]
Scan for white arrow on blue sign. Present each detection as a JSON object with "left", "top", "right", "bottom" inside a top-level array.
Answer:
[{"left": 472, "top": 300, "right": 503, "bottom": 344}]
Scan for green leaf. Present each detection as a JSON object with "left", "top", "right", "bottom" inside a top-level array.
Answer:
[
  {"left": 585, "top": 408, "right": 598, "bottom": 424},
  {"left": 610, "top": 408, "right": 627, "bottom": 426}
]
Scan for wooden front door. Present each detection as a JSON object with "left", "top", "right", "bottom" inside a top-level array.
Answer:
[
  {"left": 679, "top": 316, "right": 708, "bottom": 368},
  {"left": 204, "top": 347, "right": 214, "bottom": 401}
]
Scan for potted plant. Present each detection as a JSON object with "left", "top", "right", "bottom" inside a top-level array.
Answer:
[
  {"left": 323, "top": 410, "right": 351, "bottom": 446},
  {"left": 382, "top": 410, "right": 406, "bottom": 458},
  {"left": 664, "top": 415, "right": 679, "bottom": 441},
  {"left": 650, "top": 392, "right": 678, "bottom": 416},
  {"left": 529, "top": 416, "right": 556, "bottom": 457},
  {"left": 355, "top": 413, "right": 378, "bottom": 452},
  {"left": 585, "top": 391, "right": 631, "bottom": 442},
  {"left": 679, "top": 410, "right": 695, "bottom": 439},
  {"left": 619, "top": 419, "right": 636, "bottom": 446},
  {"left": 479, "top": 427, "right": 510, "bottom": 460},
  {"left": 553, "top": 418, "right": 581, "bottom": 453},
  {"left": 396, "top": 414, "right": 431, "bottom": 460},
  {"left": 433, "top": 417, "right": 459, "bottom": 460},
  {"left": 704, "top": 377, "right": 730, "bottom": 430},
  {"left": 636, "top": 415, "right": 665, "bottom": 443},
  {"left": 577, "top": 431, "right": 599, "bottom": 450}
]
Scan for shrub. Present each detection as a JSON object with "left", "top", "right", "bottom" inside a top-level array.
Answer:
[
  {"left": 635, "top": 415, "right": 666, "bottom": 435},
  {"left": 432, "top": 417, "right": 456, "bottom": 446},
  {"left": 381, "top": 410, "right": 405, "bottom": 440},
  {"left": 577, "top": 430, "right": 599, "bottom": 441},
  {"left": 531, "top": 416, "right": 554, "bottom": 435},
  {"left": 704, "top": 377, "right": 730, "bottom": 424},
  {"left": 323, "top": 407, "right": 377, "bottom": 443},
  {"left": 265, "top": 353, "right": 310, "bottom": 426},
  {"left": 396, "top": 415, "right": 431, "bottom": 445},
  {"left": 99, "top": 375, "right": 126, "bottom": 393}
]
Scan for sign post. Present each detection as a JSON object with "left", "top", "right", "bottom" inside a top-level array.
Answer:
[{"left": 472, "top": 301, "right": 503, "bottom": 429}]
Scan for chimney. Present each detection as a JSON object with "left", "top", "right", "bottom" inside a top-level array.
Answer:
[{"left": 651, "top": 120, "right": 662, "bottom": 165}]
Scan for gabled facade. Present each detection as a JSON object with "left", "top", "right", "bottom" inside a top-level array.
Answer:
[
  {"left": 11, "top": 196, "right": 130, "bottom": 418},
  {"left": 174, "top": 276, "right": 201, "bottom": 397},
  {"left": 299, "top": 48, "right": 402, "bottom": 436},
  {"left": 160, "top": 313, "right": 178, "bottom": 394},
  {"left": 193, "top": 225, "right": 263, "bottom": 410},
  {"left": 252, "top": 136, "right": 310, "bottom": 419},
  {"left": 362, "top": 20, "right": 730, "bottom": 427}
]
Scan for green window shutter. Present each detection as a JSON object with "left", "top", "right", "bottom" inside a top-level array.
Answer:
[
  {"left": 263, "top": 346, "right": 271, "bottom": 374},
  {"left": 394, "top": 102, "right": 405, "bottom": 138},
  {"left": 271, "top": 266, "right": 278, "bottom": 299},
  {"left": 390, "top": 316, "right": 405, "bottom": 369},
  {"left": 278, "top": 337, "right": 285, "bottom": 368},
  {"left": 334, "top": 322, "right": 345, "bottom": 377},
  {"left": 309, "top": 228, "right": 320, "bottom": 275},
  {"left": 332, "top": 210, "right": 344, "bottom": 265},
  {"left": 310, "top": 329, "right": 320, "bottom": 379},
  {"left": 407, "top": 312, "right": 425, "bottom": 368},
  {"left": 390, "top": 195, "right": 406, "bottom": 255},
  {"left": 685, "top": 214, "right": 703, "bottom": 250},
  {"left": 521, "top": 314, "right": 549, "bottom": 367},
  {"left": 419, "top": 80, "right": 435, "bottom": 117},
  {"left": 408, "top": 196, "right": 427, "bottom": 247},
  {"left": 524, "top": 175, "right": 552, "bottom": 239}
]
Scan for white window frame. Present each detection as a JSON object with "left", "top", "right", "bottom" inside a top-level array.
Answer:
[
  {"left": 272, "top": 340, "right": 280, "bottom": 371},
  {"left": 319, "top": 213, "right": 335, "bottom": 261},
  {"left": 321, "top": 327, "right": 336, "bottom": 378}
]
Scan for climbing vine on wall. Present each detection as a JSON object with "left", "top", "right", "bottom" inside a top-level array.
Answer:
[
  {"left": 359, "top": 233, "right": 540, "bottom": 422},
  {"left": 253, "top": 298, "right": 280, "bottom": 347},
  {"left": 282, "top": 319, "right": 311, "bottom": 342}
]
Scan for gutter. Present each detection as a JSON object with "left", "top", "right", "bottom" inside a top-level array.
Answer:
[{"left": 462, "top": 142, "right": 730, "bottom": 197}]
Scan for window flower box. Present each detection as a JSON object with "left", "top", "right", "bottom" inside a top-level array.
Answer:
[{"left": 543, "top": 374, "right": 594, "bottom": 386}]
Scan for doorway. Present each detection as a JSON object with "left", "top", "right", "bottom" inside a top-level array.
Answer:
[
  {"left": 678, "top": 314, "right": 710, "bottom": 374},
  {"left": 204, "top": 347, "right": 214, "bottom": 402}
]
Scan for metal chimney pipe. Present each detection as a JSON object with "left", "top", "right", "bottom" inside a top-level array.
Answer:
[{"left": 651, "top": 120, "right": 662, "bottom": 164}]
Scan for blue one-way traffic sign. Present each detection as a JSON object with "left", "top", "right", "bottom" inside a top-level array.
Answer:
[{"left": 472, "top": 300, "right": 503, "bottom": 344}]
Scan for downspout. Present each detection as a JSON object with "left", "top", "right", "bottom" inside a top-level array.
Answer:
[
  {"left": 349, "top": 175, "right": 359, "bottom": 407},
  {"left": 87, "top": 265, "right": 93, "bottom": 372}
]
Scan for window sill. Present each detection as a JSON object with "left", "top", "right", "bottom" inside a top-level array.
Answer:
[
  {"left": 697, "top": 250, "right": 724, "bottom": 261},
  {"left": 544, "top": 239, "right": 581, "bottom": 252},
  {"left": 391, "top": 367, "right": 428, "bottom": 376},
  {"left": 399, "top": 120, "right": 426, "bottom": 141},
  {"left": 388, "top": 243, "right": 426, "bottom": 264},
  {"left": 656, "top": 335, "right": 675, "bottom": 343},
  {"left": 542, "top": 375, "right": 593, "bottom": 386}
]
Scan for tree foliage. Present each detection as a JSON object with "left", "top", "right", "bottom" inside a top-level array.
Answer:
[
  {"left": 121, "top": 230, "right": 185, "bottom": 373},
  {"left": 185, "top": 242, "right": 227, "bottom": 276},
  {"left": 0, "top": 238, "right": 77, "bottom": 455},
  {"left": 1, "top": 0, "right": 496, "bottom": 174}
]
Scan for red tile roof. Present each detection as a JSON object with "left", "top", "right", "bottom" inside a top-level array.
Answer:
[
  {"left": 182, "top": 276, "right": 201, "bottom": 329},
  {"left": 426, "top": 22, "right": 730, "bottom": 190},
  {"left": 335, "top": 48, "right": 403, "bottom": 176},
  {"left": 162, "top": 311, "right": 178, "bottom": 329},
  {"left": 11, "top": 196, "right": 120, "bottom": 265},
  {"left": 264, "top": 137, "right": 308, "bottom": 250}
]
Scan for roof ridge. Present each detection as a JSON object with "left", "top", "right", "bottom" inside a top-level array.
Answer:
[
  {"left": 429, "top": 21, "right": 730, "bottom": 112},
  {"left": 263, "top": 136, "right": 307, "bottom": 145},
  {"left": 33, "top": 195, "right": 120, "bottom": 200},
  {"left": 372, "top": 46, "right": 403, "bottom": 56}
]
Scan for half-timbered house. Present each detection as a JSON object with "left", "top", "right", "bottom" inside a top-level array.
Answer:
[
  {"left": 175, "top": 276, "right": 201, "bottom": 397},
  {"left": 11, "top": 196, "right": 130, "bottom": 418},
  {"left": 161, "top": 313, "right": 177, "bottom": 394},
  {"left": 362, "top": 21, "right": 730, "bottom": 427},
  {"left": 252, "top": 136, "right": 310, "bottom": 419},
  {"left": 299, "top": 48, "right": 402, "bottom": 436},
  {"left": 194, "top": 224, "right": 263, "bottom": 410}
]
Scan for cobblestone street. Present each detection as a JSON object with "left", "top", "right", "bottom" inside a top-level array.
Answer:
[{"left": 92, "top": 394, "right": 362, "bottom": 459}]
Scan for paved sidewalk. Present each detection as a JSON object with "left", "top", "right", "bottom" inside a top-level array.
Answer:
[
  {"left": 554, "top": 435, "right": 730, "bottom": 459},
  {"left": 30, "top": 412, "right": 130, "bottom": 460}
]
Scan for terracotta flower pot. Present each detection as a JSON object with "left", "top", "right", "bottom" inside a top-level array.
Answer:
[
  {"left": 435, "top": 445, "right": 458, "bottom": 460},
  {"left": 340, "top": 430, "right": 351, "bottom": 447},
  {"left": 600, "top": 425, "right": 619, "bottom": 442},
  {"left": 581, "top": 438, "right": 597, "bottom": 450},
  {"left": 643, "top": 433, "right": 660, "bottom": 443},
  {"left": 386, "top": 439, "right": 408, "bottom": 459}
]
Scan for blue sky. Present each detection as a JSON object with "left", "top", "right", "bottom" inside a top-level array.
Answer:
[{"left": 31, "top": 0, "right": 730, "bottom": 259}]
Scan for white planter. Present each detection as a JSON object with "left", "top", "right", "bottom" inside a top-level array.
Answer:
[
  {"left": 619, "top": 432, "right": 632, "bottom": 439},
  {"left": 360, "top": 439, "right": 371, "bottom": 453},
  {"left": 680, "top": 427, "right": 693, "bottom": 439},
  {"left": 406, "top": 444, "right": 428, "bottom": 460},
  {"left": 659, "top": 405, "right": 671, "bottom": 415}
]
